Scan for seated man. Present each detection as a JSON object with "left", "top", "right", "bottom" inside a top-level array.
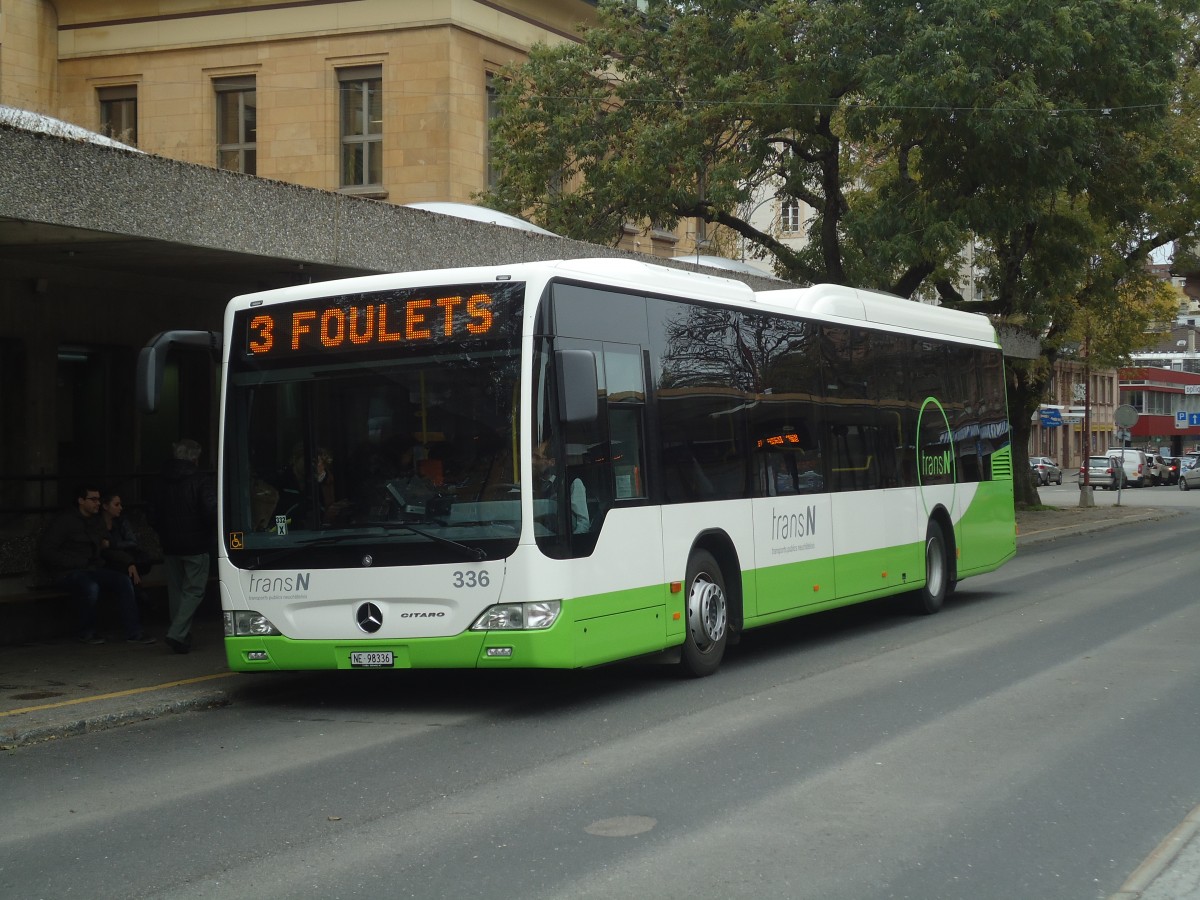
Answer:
[
  {"left": 532, "top": 441, "right": 590, "bottom": 534},
  {"left": 37, "top": 483, "right": 154, "bottom": 644}
]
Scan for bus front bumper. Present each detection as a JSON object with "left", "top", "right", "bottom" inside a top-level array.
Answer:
[{"left": 225, "top": 629, "right": 579, "bottom": 671}]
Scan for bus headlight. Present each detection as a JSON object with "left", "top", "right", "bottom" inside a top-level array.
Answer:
[
  {"left": 471, "top": 600, "right": 561, "bottom": 631},
  {"left": 224, "top": 610, "right": 282, "bottom": 636}
]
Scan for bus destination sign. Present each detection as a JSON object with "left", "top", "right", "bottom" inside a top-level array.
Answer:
[{"left": 244, "top": 286, "right": 508, "bottom": 358}]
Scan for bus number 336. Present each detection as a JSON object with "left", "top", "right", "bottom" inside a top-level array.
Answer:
[{"left": 453, "top": 570, "right": 491, "bottom": 588}]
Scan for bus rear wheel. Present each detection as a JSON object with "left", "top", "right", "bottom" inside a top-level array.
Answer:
[
  {"left": 910, "top": 520, "right": 949, "bottom": 616},
  {"left": 681, "top": 549, "right": 728, "bottom": 678}
]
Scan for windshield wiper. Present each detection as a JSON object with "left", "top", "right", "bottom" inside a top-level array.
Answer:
[
  {"left": 364, "top": 520, "right": 487, "bottom": 561},
  {"left": 242, "top": 523, "right": 487, "bottom": 569},
  {"left": 242, "top": 532, "right": 373, "bottom": 570}
]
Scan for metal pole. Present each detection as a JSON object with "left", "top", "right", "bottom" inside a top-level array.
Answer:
[{"left": 1079, "top": 328, "right": 1094, "bottom": 507}]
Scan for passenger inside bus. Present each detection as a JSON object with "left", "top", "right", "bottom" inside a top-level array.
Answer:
[
  {"left": 533, "top": 440, "right": 590, "bottom": 534},
  {"left": 379, "top": 443, "right": 442, "bottom": 518},
  {"left": 273, "top": 442, "right": 348, "bottom": 528}
]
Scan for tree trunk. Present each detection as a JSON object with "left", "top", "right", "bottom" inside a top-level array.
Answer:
[{"left": 1006, "top": 357, "right": 1051, "bottom": 507}]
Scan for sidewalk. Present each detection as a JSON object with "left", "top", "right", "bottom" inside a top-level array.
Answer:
[
  {"left": 1, "top": 504, "right": 1196, "bottom": 899},
  {"left": 0, "top": 613, "right": 247, "bottom": 748},
  {"left": 1015, "top": 501, "right": 1180, "bottom": 544}
]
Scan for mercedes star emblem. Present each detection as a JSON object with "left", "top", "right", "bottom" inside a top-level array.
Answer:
[{"left": 356, "top": 602, "right": 383, "bottom": 634}]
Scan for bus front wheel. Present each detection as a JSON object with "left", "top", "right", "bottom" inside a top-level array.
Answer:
[
  {"left": 910, "top": 520, "right": 949, "bottom": 616},
  {"left": 681, "top": 550, "right": 728, "bottom": 677}
]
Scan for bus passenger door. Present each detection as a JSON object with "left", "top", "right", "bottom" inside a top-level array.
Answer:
[
  {"left": 752, "top": 493, "right": 835, "bottom": 616},
  {"left": 750, "top": 419, "right": 834, "bottom": 616}
]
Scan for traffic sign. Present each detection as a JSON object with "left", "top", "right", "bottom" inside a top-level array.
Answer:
[
  {"left": 1038, "top": 408, "right": 1063, "bottom": 427},
  {"left": 1113, "top": 404, "right": 1140, "bottom": 427}
]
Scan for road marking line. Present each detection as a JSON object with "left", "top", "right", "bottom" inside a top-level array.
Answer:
[{"left": 0, "top": 672, "right": 238, "bottom": 717}]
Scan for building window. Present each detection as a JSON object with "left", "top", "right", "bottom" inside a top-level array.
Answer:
[
  {"left": 781, "top": 198, "right": 802, "bottom": 234},
  {"left": 216, "top": 76, "right": 257, "bottom": 175},
  {"left": 338, "top": 66, "right": 382, "bottom": 188},
  {"left": 486, "top": 73, "right": 500, "bottom": 190},
  {"left": 98, "top": 86, "right": 137, "bottom": 145}
]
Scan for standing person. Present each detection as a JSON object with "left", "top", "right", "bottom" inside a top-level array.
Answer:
[
  {"left": 153, "top": 438, "right": 217, "bottom": 654},
  {"left": 37, "top": 483, "right": 155, "bottom": 644}
]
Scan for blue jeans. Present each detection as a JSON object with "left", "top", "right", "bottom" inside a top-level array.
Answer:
[{"left": 56, "top": 568, "right": 143, "bottom": 640}]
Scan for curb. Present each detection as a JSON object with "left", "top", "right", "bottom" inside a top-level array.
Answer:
[
  {"left": 1109, "top": 803, "right": 1200, "bottom": 900},
  {"left": 0, "top": 687, "right": 235, "bottom": 750},
  {"left": 1017, "top": 509, "right": 1181, "bottom": 545}
]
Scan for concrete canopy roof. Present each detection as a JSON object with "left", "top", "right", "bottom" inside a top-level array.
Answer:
[
  {"left": 0, "top": 216, "right": 366, "bottom": 287},
  {"left": 0, "top": 120, "right": 786, "bottom": 294}
]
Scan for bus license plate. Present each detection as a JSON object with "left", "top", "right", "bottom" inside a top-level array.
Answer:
[{"left": 350, "top": 651, "right": 394, "bottom": 668}]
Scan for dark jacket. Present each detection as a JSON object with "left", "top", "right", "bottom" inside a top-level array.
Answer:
[
  {"left": 102, "top": 516, "right": 152, "bottom": 572},
  {"left": 104, "top": 516, "right": 141, "bottom": 555},
  {"left": 153, "top": 458, "right": 217, "bottom": 556},
  {"left": 38, "top": 509, "right": 106, "bottom": 576}
]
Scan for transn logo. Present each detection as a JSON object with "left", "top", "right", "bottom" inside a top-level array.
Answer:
[{"left": 920, "top": 449, "right": 953, "bottom": 478}]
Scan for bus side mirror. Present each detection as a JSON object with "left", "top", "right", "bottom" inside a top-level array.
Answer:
[
  {"left": 556, "top": 349, "right": 599, "bottom": 425},
  {"left": 136, "top": 330, "right": 221, "bottom": 413}
]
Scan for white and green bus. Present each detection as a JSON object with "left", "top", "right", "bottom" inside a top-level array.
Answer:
[{"left": 151, "top": 258, "right": 1016, "bottom": 676}]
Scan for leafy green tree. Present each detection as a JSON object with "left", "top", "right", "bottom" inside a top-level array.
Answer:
[{"left": 483, "top": 0, "right": 1200, "bottom": 505}]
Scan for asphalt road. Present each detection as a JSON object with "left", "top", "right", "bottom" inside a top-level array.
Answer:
[{"left": 2, "top": 510, "right": 1199, "bottom": 900}]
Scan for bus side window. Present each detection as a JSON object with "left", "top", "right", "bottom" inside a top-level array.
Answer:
[
  {"left": 822, "top": 325, "right": 880, "bottom": 492},
  {"left": 609, "top": 406, "right": 645, "bottom": 500},
  {"left": 827, "top": 422, "right": 881, "bottom": 491}
]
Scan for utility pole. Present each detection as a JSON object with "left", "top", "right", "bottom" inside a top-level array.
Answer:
[{"left": 1079, "top": 322, "right": 1094, "bottom": 508}]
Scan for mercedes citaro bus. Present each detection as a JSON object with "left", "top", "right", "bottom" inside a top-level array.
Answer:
[{"left": 137, "top": 258, "right": 1016, "bottom": 677}]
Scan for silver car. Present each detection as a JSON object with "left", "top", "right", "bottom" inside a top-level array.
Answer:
[
  {"left": 1179, "top": 457, "right": 1200, "bottom": 491},
  {"left": 1030, "top": 456, "right": 1062, "bottom": 486},
  {"left": 1079, "top": 455, "right": 1123, "bottom": 490}
]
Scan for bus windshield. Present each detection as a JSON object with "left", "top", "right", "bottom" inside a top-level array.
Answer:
[{"left": 222, "top": 281, "right": 524, "bottom": 566}]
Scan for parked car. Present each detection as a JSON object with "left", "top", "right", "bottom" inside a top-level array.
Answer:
[
  {"left": 1029, "top": 456, "right": 1062, "bottom": 486},
  {"left": 1106, "top": 447, "right": 1149, "bottom": 487},
  {"left": 1149, "top": 454, "right": 1180, "bottom": 486},
  {"left": 1080, "top": 455, "right": 1124, "bottom": 490},
  {"left": 1179, "top": 457, "right": 1200, "bottom": 491}
]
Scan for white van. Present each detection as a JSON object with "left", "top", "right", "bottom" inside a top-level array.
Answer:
[{"left": 1107, "top": 448, "right": 1149, "bottom": 487}]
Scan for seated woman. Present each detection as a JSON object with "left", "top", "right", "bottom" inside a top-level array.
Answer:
[{"left": 99, "top": 491, "right": 155, "bottom": 606}]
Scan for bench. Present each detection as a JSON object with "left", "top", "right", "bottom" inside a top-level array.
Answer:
[
  {"left": 0, "top": 516, "right": 171, "bottom": 644},
  {"left": 0, "top": 580, "right": 72, "bottom": 644},
  {"left": 0, "top": 570, "right": 176, "bottom": 645}
]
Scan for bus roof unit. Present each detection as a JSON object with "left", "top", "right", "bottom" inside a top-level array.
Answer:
[
  {"left": 756, "top": 285, "right": 997, "bottom": 345},
  {"left": 549, "top": 258, "right": 758, "bottom": 307}
]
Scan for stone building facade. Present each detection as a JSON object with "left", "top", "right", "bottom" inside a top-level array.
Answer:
[
  {"left": 1029, "top": 359, "right": 1120, "bottom": 474},
  {"left": 0, "top": 0, "right": 688, "bottom": 258}
]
